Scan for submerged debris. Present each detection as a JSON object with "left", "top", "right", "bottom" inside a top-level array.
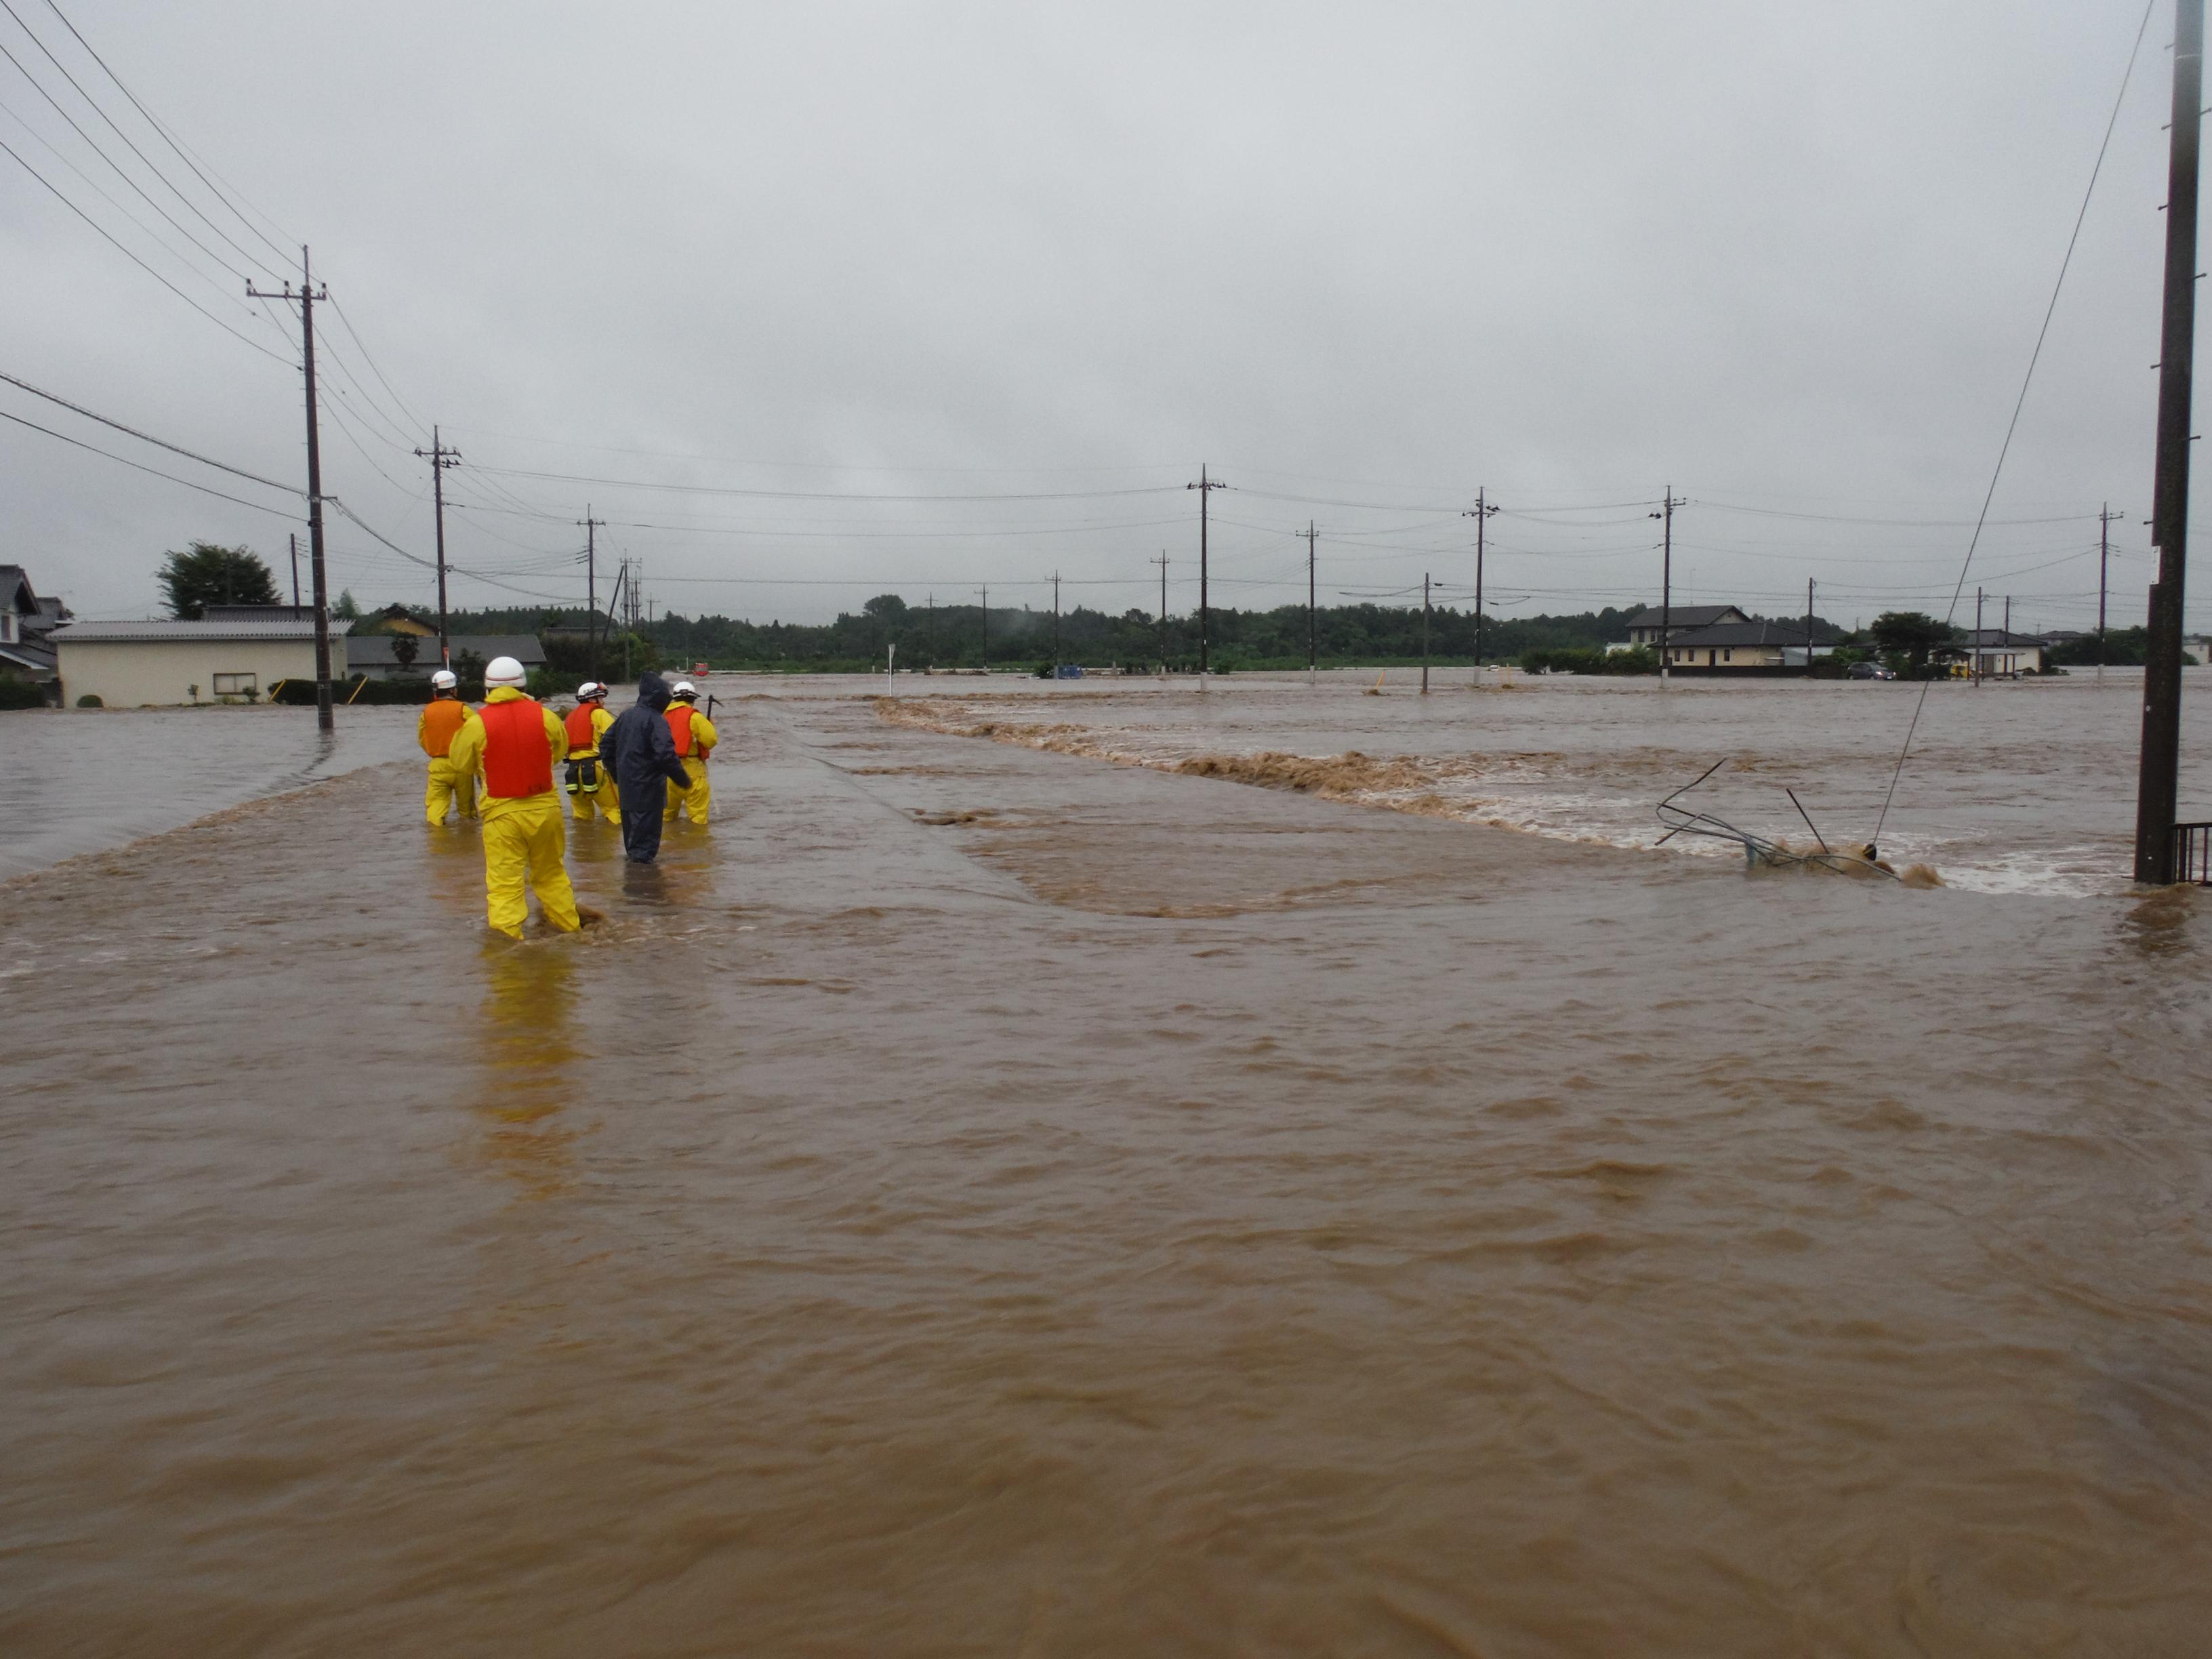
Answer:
[{"left": 1655, "top": 759, "right": 1940, "bottom": 885}]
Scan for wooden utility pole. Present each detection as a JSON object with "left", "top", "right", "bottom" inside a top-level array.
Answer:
[
  {"left": 1805, "top": 577, "right": 1816, "bottom": 676},
  {"left": 415, "top": 427, "right": 461, "bottom": 666},
  {"left": 1650, "top": 489, "right": 1685, "bottom": 684},
  {"left": 2139, "top": 0, "right": 2203, "bottom": 882},
  {"left": 1306, "top": 521, "right": 1317, "bottom": 682},
  {"left": 247, "top": 247, "right": 332, "bottom": 731},
  {"left": 1151, "top": 553, "right": 1169, "bottom": 675},
  {"left": 1187, "top": 465, "right": 1225, "bottom": 682},
  {"left": 1462, "top": 489, "right": 1498, "bottom": 678}
]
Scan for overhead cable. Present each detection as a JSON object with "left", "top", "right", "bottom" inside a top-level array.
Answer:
[{"left": 0, "top": 369, "right": 298, "bottom": 491}]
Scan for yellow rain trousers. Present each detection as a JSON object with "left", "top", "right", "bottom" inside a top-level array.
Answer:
[
  {"left": 663, "top": 710, "right": 719, "bottom": 823},
  {"left": 569, "top": 704, "right": 621, "bottom": 823},
  {"left": 663, "top": 762, "right": 712, "bottom": 824},
  {"left": 573, "top": 766, "right": 622, "bottom": 823},
  {"left": 448, "top": 691, "right": 581, "bottom": 940},
  {"left": 480, "top": 801, "right": 580, "bottom": 939},
  {"left": 424, "top": 757, "right": 477, "bottom": 826}
]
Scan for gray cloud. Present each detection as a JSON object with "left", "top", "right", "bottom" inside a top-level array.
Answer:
[{"left": 0, "top": 0, "right": 2190, "bottom": 636}]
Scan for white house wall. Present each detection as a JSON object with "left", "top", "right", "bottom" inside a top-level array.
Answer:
[{"left": 58, "top": 638, "right": 324, "bottom": 707}]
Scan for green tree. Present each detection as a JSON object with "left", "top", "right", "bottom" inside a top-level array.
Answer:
[
  {"left": 333, "top": 590, "right": 361, "bottom": 620},
  {"left": 452, "top": 647, "right": 487, "bottom": 698},
  {"left": 158, "top": 541, "right": 279, "bottom": 619},
  {"left": 1869, "top": 611, "right": 1959, "bottom": 677},
  {"left": 390, "top": 632, "right": 419, "bottom": 670}
]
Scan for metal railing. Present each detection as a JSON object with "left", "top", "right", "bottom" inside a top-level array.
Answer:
[{"left": 2178, "top": 822, "right": 2212, "bottom": 885}]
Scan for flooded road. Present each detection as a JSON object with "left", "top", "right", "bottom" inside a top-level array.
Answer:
[
  {"left": 0, "top": 705, "right": 421, "bottom": 880},
  {"left": 3, "top": 682, "right": 2209, "bottom": 1655}
]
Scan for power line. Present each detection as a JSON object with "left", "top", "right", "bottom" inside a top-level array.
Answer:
[
  {"left": 0, "top": 369, "right": 298, "bottom": 492},
  {"left": 37, "top": 0, "right": 295, "bottom": 266},
  {"left": 467, "top": 462, "right": 1185, "bottom": 504},
  {"left": 0, "top": 406, "right": 301, "bottom": 518},
  {"left": 0, "top": 132, "right": 289, "bottom": 363},
  {"left": 0, "top": 0, "right": 279, "bottom": 279},
  {"left": 0, "top": 26, "right": 252, "bottom": 285}
]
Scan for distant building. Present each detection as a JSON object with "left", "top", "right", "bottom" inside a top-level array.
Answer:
[
  {"left": 0, "top": 565, "right": 67, "bottom": 699},
  {"left": 54, "top": 616, "right": 350, "bottom": 706},
  {"left": 1665, "top": 619, "right": 1830, "bottom": 671},
  {"left": 346, "top": 634, "right": 544, "bottom": 681},
  {"left": 1622, "top": 603, "right": 1749, "bottom": 649},
  {"left": 1954, "top": 629, "right": 2045, "bottom": 678}
]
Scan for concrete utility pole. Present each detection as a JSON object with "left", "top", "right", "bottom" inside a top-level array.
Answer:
[
  {"left": 1975, "top": 588, "right": 1985, "bottom": 687},
  {"left": 1650, "top": 488, "right": 1686, "bottom": 685},
  {"left": 2139, "top": 0, "right": 2203, "bottom": 883},
  {"left": 1052, "top": 571, "right": 1061, "bottom": 673},
  {"left": 1463, "top": 489, "right": 1498, "bottom": 680},
  {"left": 414, "top": 426, "right": 461, "bottom": 667},
  {"left": 2003, "top": 594, "right": 2012, "bottom": 676},
  {"left": 289, "top": 532, "right": 300, "bottom": 609},
  {"left": 1187, "top": 464, "right": 1225, "bottom": 682},
  {"left": 247, "top": 246, "right": 333, "bottom": 731},
  {"left": 2098, "top": 503, "right": 2124, "bottom": 679},
  {"left": 579, "top": 506, "right": 605, "bottom": 668},
  {"left": 1805, "top": 577, "right": 1816, "bottom": 676},
  {"left": 1151, "top": 553, "right": 1168, "bottom": 676},
  {"left": 1306, "top": 520, "right": 1318, "bottom": 683},
  {"left": 979, "top": 583, "right": 988, "bottom": 665},
  {"left": 1421, "top": 573, "right": 1433, "bottom": 694}
]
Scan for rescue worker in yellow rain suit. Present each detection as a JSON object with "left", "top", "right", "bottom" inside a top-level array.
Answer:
[
  {"left": 663, "top": 680, "right": 718, "bottom": 823},
  {"left": 417, "top": 668, "right": 478, "bottom": 825},
  {"left": 446, "top": 656, "right": 582, "bottom": 939},
  {"left": 562, "top": 680, "right": 621, "bottom": 823}
]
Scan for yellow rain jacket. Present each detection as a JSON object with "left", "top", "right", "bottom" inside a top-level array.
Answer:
[
  {"left": 663, "top": 705, "right": 719, "bottom": 824},
  {"left": 417, "top": 695, "right": 478, "bottom": 825},
  {"left": 564, "top": 701, "right": 621, "bottom": 823},
  {"left": 448, "top": 688, "right": 579, "bottom": 939}
]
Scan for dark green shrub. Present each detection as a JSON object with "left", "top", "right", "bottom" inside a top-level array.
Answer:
[
  {"left": 0, "top": 673, "right": 47, "bottom": 709},
  {"left": 75, "top": 692, "right": 102, "bottom": 708}
]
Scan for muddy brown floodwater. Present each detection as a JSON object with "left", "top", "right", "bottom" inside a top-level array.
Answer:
[{"left": 3, "top": 677, "right": 2210, "bottom": 1656}]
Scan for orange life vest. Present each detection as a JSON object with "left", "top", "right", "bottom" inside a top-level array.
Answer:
[
  {"left": 564, "top": 702, "right": 601, "bottom": 754},
  {"left": 479, "top": 697, "right": 554, "bottom": 799},
  {"left": 667, "top": 703, "right": 698, "bottom": 758},
  {"left": 420, "top": 697, "right": 470, "bottom": 758}
]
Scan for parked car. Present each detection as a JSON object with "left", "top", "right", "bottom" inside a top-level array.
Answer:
[{"left": 1847, "top": 661, "right": 1898, "bottom": 680}]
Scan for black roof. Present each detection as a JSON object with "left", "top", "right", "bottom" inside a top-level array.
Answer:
[
  {"left": 1624, "top": 603, "right": 1748, "bottom": 631},
  {"left": 346, "top": 634, "right": 544, "bottom": 667},
  {"left": 1668, "top": 620, "right": 1817, "bottom": 648}
]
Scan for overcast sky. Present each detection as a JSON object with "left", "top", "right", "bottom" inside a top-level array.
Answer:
[{"left": 1, "top": 0, "right": 2200, "bottom": 634}]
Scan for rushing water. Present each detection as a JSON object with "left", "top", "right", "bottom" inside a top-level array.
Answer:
[
  {"left": 877, "top": 665, "right": 2212, "bottom": 896},
  {"left": 2, "top": 680, "right": 2209, "bottom": 1655}
]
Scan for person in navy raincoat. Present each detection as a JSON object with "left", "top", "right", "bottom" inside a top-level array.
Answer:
[{"left": 599, "top": 671, "right": 695, "bottom": 864}]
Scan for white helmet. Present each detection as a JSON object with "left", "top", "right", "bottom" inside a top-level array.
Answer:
[
  {"left": 484, "top": 655, "right": 527, "bottom": 689},
  {"left": 430, "top": 669, "right": 458, "bottom": 691},
  {"left": 670, "top": 680, "right": 699, "bottom": 701},
  {"left": 576, "top": 680, "right": 605, "bottom": 701}
]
